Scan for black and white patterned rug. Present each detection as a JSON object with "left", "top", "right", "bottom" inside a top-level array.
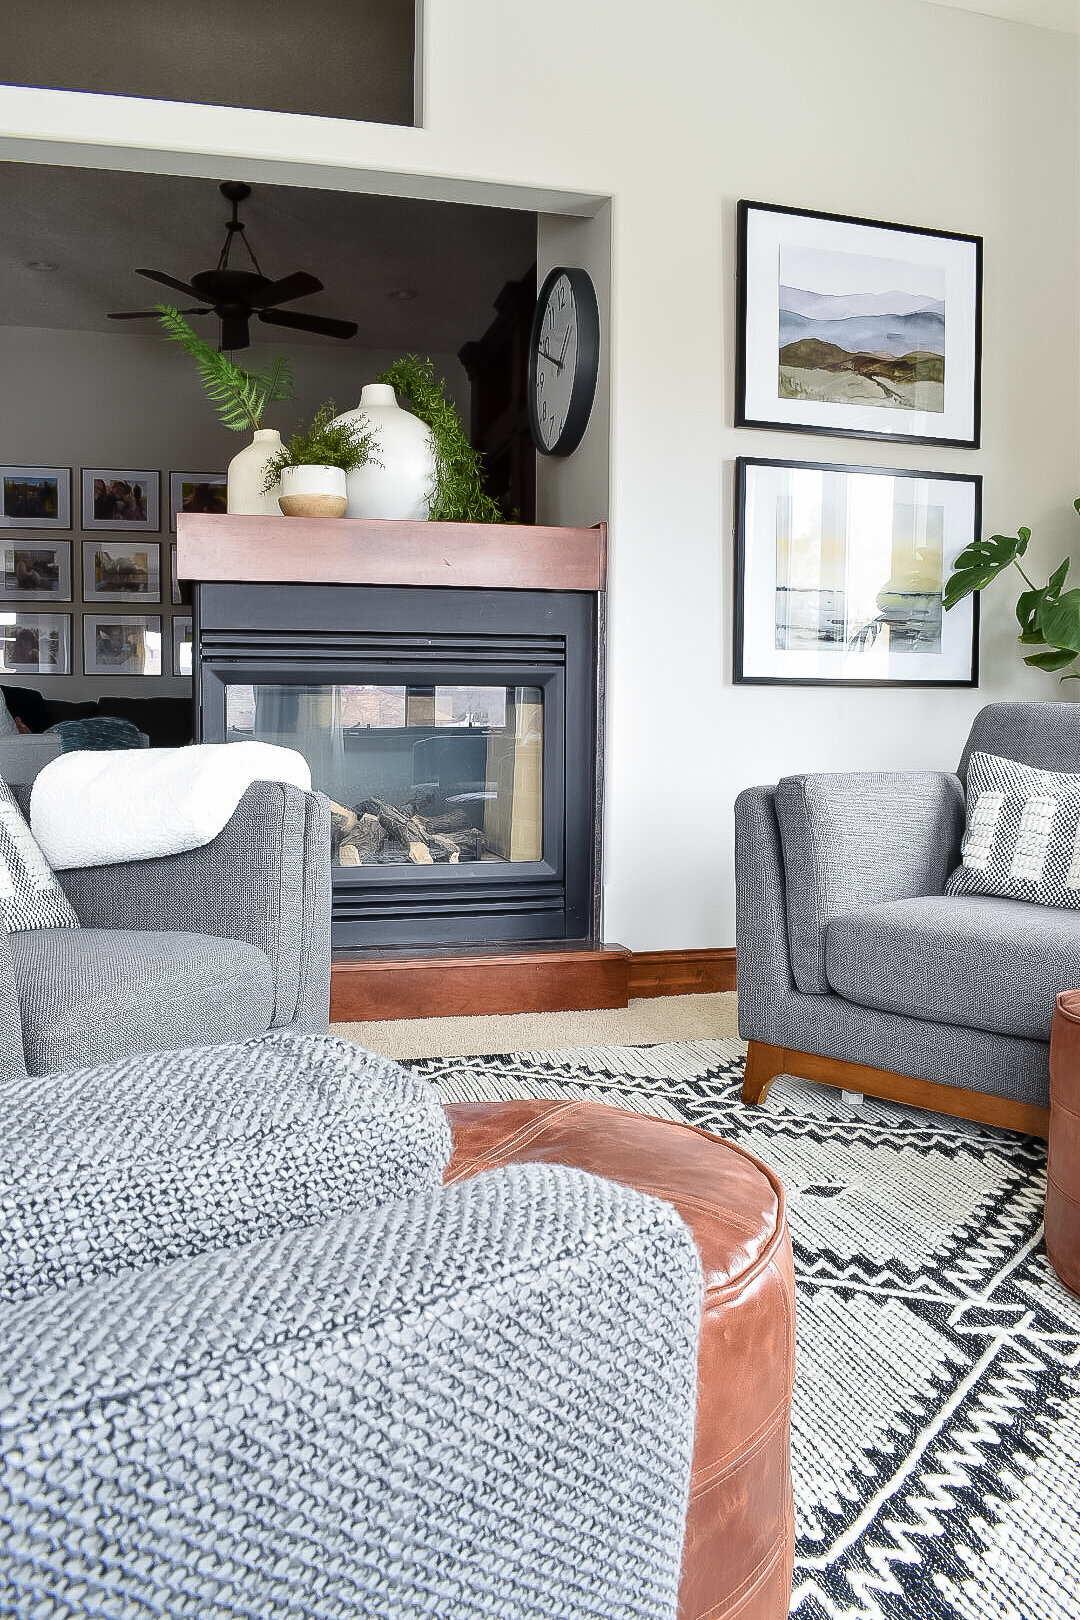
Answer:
[{"left": 406, "top": 1038, "right": 1080, "bottom": 1620}]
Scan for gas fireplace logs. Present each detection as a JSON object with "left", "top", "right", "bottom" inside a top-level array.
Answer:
[{"left": 330, "top": 795, "right": 487, "bottom": 866}]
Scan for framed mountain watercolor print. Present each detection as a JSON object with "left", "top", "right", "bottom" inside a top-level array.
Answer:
[
  {"left": 736, "top": 202, "right": 982, "bottom": 447},
  {"left": 733, "top": 457, "right": 980, "bottom": 687}
]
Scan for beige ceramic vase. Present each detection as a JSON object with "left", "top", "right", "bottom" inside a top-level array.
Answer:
[{"left": 227, "top": 428, "right": 283, "bottom": 514}]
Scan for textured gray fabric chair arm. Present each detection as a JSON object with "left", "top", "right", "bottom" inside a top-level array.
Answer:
[
  {"left": 0, "top": 924, "right": 25, "bottom": 1083},
  {"left": 0, "top": 734, "right": 61, "bottom": 786},
  {"left": 735, "top": 785, "right": 799, "bottom": 1045},
  {"left": 55, "top": 781, "right": 332, "bottom": 1030},
  {"left": 775, "top": 770, "right": 965, "bottom": 993},
  {"left": 0, "top": 1163, "right": 703, "bottom": 1620},
  {"left": 0, "top": 1031, "right": 451, "bottom": 1303}
]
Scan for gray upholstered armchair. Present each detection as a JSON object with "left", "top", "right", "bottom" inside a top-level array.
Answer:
[
  {"left": 0, "top": 781, "right": 331, "bottom": 1079},
  {"left": 0, "top": 1033, "right": 702, "bottom": 1619},
  {"left": 735, "top": 703, "right": 1080, "bottom": 1136}
]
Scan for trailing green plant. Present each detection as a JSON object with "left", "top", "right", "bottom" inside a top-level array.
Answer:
[
  {"left": 944, "top": 499, "right": 1080, "bottom": 677},
  {"left": 155, "top": 305, "right": 293, "bottom": 432},
  {"left": 261, "top": 400, "right": 380, "bottom": 491},
  {"left": 377, "top": 354, "right": 503, "bottom": 523}
]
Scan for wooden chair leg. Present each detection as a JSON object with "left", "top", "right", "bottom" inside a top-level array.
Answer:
[{"left": 742, "top": 1040, "right": 786, "bottom": 1105}]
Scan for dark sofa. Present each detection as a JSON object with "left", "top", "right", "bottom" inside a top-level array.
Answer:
[{"left": 1, "top": 685, "right": 194, "bottom": 748}]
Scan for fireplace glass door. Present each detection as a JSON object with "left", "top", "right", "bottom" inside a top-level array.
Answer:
[{"left": 225, "top": 681, "right": 544, "bottom": 870}]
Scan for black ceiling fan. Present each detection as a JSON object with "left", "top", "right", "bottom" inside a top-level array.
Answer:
[{"left": 107, "top": 180, "right": 358, "bottom": 351}]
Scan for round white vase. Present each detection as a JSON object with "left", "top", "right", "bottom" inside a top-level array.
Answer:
[
  {"left": 227, "top": 428, "right": 283, "bottom": 515},
  {"left": 333, "top": 384, "right": 436, "bottom": 521},
  {"left": 278, "top": 464, "right": 348, "bottom": 518}
]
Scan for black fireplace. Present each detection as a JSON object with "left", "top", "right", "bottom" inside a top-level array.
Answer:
[{"left": 195, "top": 582, "right": 600, "bottom": 948}]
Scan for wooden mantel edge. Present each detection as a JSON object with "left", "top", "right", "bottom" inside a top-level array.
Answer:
[{"left": 177, "top": 514, "right": 607, "bottom": 593}]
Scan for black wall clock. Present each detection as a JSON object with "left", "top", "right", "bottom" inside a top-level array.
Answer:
[{"left": 527, "top": 266, "right": 600, "bottom": 457}]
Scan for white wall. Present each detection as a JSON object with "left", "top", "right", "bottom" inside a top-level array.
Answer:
[
  {"left": 0, "top": 326, "right": 464, "bottom": 699},
  {"left": 2, "top": 0, "right": 1076, "bottom": 948}
]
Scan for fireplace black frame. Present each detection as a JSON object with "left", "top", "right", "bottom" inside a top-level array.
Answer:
[{"left": 194, "top": 582, "right": 599, "bottom": 948}]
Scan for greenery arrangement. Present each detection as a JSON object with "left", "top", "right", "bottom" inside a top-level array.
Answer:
[
  {"left": 943, "top": 499, "right": 1080, "bottom": 678},
  {"left": 156, "top": 305, "right": 293, "bottom": 432},
  {"left": 261, "top": 400, "right": 380, "bottom": 491},
  {"left": 377, "top": 354, "right": 503, "bottom": 523}
]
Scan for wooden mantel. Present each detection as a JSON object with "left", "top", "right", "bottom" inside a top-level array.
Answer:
[{"left": 176, "top": 513, "right": 607, "bottom": 593}]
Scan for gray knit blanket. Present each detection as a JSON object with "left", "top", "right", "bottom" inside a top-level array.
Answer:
[{"left": 0, "top": 1033, "right": 702, "bottom": 1619}]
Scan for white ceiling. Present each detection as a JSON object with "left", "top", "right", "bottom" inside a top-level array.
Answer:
[{"left": 0, "top": 162, "right": 538, "bottom": 352}]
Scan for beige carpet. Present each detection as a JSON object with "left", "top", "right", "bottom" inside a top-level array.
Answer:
[{"left": 332, "top": 990, "right": 740, "bottom": 1060}]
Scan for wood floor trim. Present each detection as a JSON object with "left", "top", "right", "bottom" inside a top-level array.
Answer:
[
  {"left": 628, "top": 948, "right": 736, "bottom": 998},
  {"left": 330, "top": 944, "right": 735, "bottom": 1021}
]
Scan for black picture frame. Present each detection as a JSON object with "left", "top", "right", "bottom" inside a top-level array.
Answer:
[
  {"left": 733, "top": 456, "right": 980, "bottom": 688},
  {"left": 735, "top": 201, "right": 982, "bottom": 448}
]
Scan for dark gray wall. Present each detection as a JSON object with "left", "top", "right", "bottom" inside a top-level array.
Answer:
[{"left": 1, "top": 0, "right": 415, "bottom": 125}]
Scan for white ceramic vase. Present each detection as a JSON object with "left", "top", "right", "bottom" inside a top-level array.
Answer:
[
  {"left": 278, "top": 464, "right": 348, "bottom": 518},
  {"left": 333, "top": 384, "right": 436, "bottom": 521},
  {"left": 227, "top": 428, "right": 283, "bottom": 515}
]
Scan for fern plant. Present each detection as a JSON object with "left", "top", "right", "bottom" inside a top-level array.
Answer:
[
  {"left": 376, "top": 354, "right": 503, "bottom": 523},
  {"left": 155, "top": 305, "right": 293, "bottom": 432},
  {"left": 261, "top": 400, "right": 380, "bottom": 491}
]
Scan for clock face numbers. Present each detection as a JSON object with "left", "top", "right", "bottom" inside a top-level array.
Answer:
[
  {"left": 534, "top": 274, "right": 578, "bottom": 453},
  {"left": 528, "top": 265, "right": 600, "bottom": 457}
]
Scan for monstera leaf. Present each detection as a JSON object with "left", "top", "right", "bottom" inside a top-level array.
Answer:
[
  {"left": 944, "top": 500, "right": 1080, "bottom": 681},
  {"left": 942, "top": 527, "right": 1030, "bottom": 611},
  {"left": 1033, "top": 587, "right": 1080, "bottom": 663}
]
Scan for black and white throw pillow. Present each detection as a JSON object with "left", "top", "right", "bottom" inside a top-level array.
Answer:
[
  {"left": 946, "top": 751, "right": 1080, "bottom": 910},
  {"left": 0, "top": 776, "right": 80, "bottom": 931}
]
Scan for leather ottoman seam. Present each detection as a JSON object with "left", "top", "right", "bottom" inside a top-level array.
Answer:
[{"left": 690, "top": 1402, "right": 788, "bottom": 1491}]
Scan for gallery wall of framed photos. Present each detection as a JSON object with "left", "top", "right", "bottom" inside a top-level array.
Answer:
[
  {"left": 0, "top": 463, "right": 215, "bottom": 685},
  {"left": 732, "top": 200, "right": 983, "bottom": 689}
]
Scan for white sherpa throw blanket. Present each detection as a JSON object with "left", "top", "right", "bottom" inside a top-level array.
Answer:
[{"left": 30, "top": 742, "right": 312, "bottom": 870}]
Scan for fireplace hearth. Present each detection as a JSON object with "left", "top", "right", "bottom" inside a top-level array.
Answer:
[{"left": 181, "top": 516, "right": 605, "bottom": 951}]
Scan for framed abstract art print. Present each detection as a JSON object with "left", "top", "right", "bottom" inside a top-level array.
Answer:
[
  {"left": 733, "top": 457, "right": 980, "bottom": 687},
  {"left": 736, "top": 201, "right": 982, "bottom": 447}
]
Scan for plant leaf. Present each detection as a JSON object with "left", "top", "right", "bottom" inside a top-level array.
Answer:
[
  {"left": 942, "top": 528, "right": 1031, "bottom": 610},
  {"left": 1037, "top": 589, "right": 1080, "bottom": 657},
  {"left": 1015, "top": 587, "right": 1047, "bottom": 639},
  {"left": 1048, "top": 557, "right": 1071, "bottom": 595},
  {"left": 154, "top": 304, "right": 292, "bottom": 432},
  {"left": 1024, "top": 647, "right": 1079, "bottom": 672}
]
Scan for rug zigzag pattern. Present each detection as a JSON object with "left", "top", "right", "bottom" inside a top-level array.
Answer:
[{"left": 407, "top": 1038, "right": 1080, "bottom": 1620}]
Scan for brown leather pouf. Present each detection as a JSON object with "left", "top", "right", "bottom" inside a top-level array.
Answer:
[
  {"left": 445, "top": 1100, "right": 796, "bottom": 1620},
  {"left": 1046, "top": 990, "right": 1080, "bottom": 1295}
]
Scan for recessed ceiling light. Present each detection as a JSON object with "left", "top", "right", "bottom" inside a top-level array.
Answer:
[
  {"left": 24, "top": 259, "right": 59, "bottom": 272},
  {"left": 388, "top": 288, "right": 417, "bottom": 301}
]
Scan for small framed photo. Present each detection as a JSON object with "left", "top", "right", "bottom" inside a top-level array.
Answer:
[
  {"left": 83, "top": 614, "right": 163, "bottom": 677},
  {"left": 0, "top": 466, "right": 71, "bottom": 530},
  {"left": 170, "top": 544, "right": 192, "bottom": 606},
  {"left": 169, "top": 471, "right": 227, "bottom": 532},
  {"left": 83, "top": 540, "right": 161, "bottom": 603},
  {"left": 81, "top": 469, "right": 160, "bottom": 532},
  {"left": 736, "top": 201, "right": 982, "bottom": 447},
  {"left": 172, "top": 615, "right": 193, "bottom": 677},
  {"left": 0, "top": 541, "right": 72, "bottom": 602},
  {"left": 0, "top": 611, "right": 72, "bottom": 675},
  {"left": 734, "top": 457, "right": 980, "bottom": 687}
]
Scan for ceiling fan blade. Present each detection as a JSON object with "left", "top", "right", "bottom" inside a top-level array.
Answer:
[
  {"left": 108, "top": 307, "right": 210, "bottom": 319},
  {"left": 258, "top": 308, "right": 358, "bottom": 340},
  {"left": 136, "top": 267, "right": 205, "bottom": 300},
  {"left": 248, "top": 271, "right": 324, "bottom": 309}
]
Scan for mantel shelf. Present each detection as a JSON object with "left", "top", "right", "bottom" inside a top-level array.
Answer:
[{"left": 176, "top": 514, "right": 607, "bottom": 593}]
